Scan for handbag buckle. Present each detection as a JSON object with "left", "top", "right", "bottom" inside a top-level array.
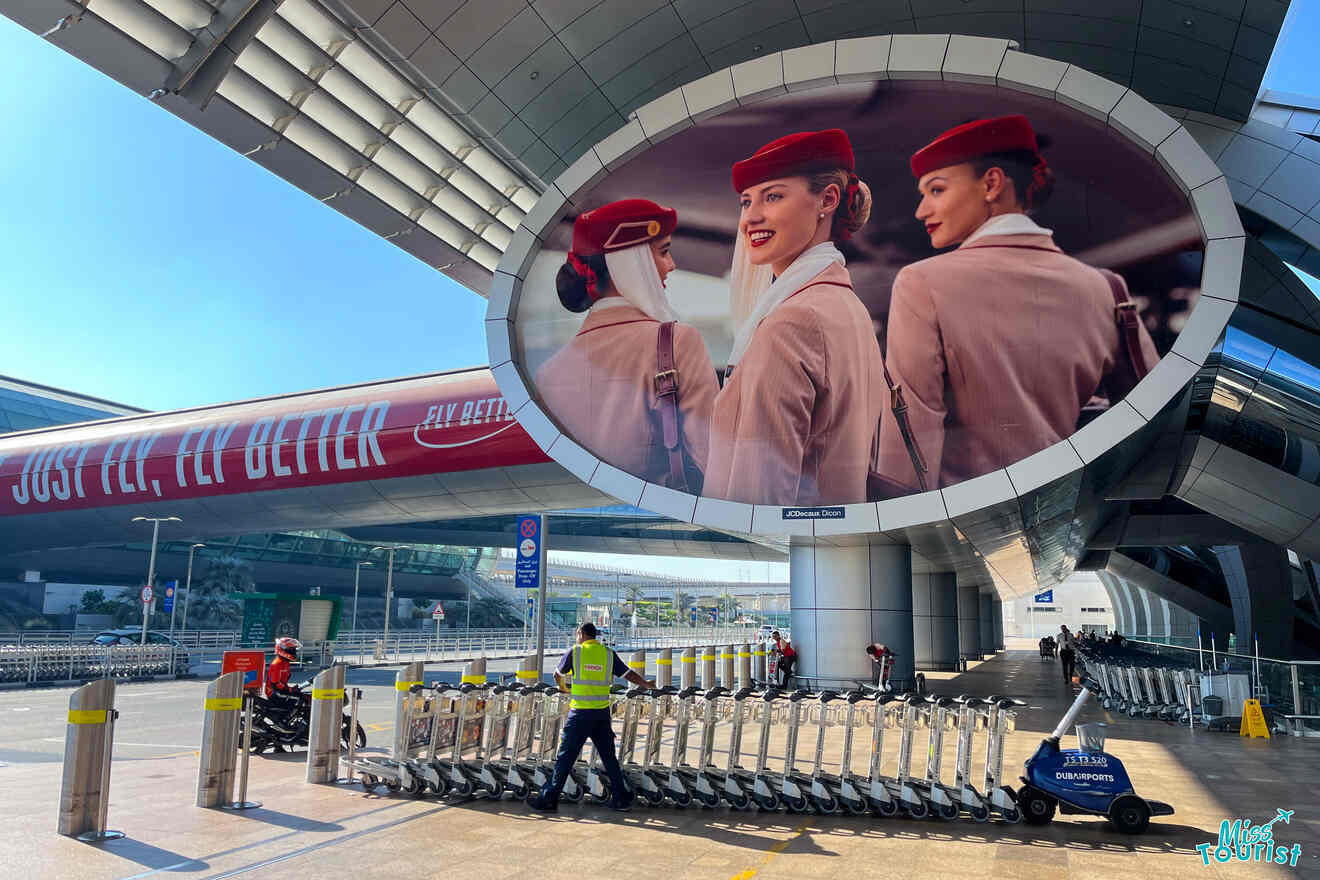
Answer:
[{"left": 654, "top": 369, "right": 679, "bottom": 395}]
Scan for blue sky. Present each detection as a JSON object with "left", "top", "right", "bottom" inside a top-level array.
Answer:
[{"left": 0, "top": 15, "right": 489, "bottom": 412}]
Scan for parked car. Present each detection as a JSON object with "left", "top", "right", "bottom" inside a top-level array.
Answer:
[{"left": 91, "top": 629, "right": 191, "bottom": 674}]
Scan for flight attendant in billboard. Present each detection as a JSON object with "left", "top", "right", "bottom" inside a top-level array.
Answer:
[
  {"left": 704, "top": 129, "right": 884, "bottom": 506},
  {"left": 536, "top": 199, "right": 717, "bottom": 492},
  {"left": 877, "top": 115, "right": 1160, "bottom": 491}
]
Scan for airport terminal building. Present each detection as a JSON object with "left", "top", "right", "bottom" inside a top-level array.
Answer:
[{"left": 2, "top": 0, "right": 1319, "bottom": 690}]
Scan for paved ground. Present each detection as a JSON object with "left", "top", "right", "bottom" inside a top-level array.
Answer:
[{"left": 2, "top": 647, "right": 1318, "bottom": 879}]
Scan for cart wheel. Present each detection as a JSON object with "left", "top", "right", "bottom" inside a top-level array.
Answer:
[
  {"left": 1018, "top": 786, "right": 1056, "bottom": 825},
  {"left": 937, "top": 801, "right": 960, "bottom": 821},
  {"left": 999, "top": 807, "right": 1022, "bottom": 824},
  {"left": 970, "top": 805, "right": 990, "bottom": 823},
  {"left": 588, "top": 779, "right": 612, "bottom": 804},
  {"left": 697, "top": 789, "right": 721, "bottom": 808},
  {"left": 754, "top": 793, "right": 780, "bottom": 812},
  {"left": 453, "top": 777, "right": 475, "bottom": 798},
  {"left": 643, "top": 787, "right": 666, "bottom": 807},
  {"left": 1108, "top": 795, "right": 1151, "bottom": 834},
  {"left": 427, "top": 775, "right": 450, "bottom": 796},
  {"left": 561, "top": 782, "right": 583, "bottom": 803},
  {"left": 812, "top": 794, "right": 839, "bottom": 814},
  {"left": 726, "top": 791, "right": 750, "bottom": 810},
  {"left": 359, "top": 774, "right": 378, "bottom": 790},
  {"left": 385, "top": 777, "right": 402, "bottom": 793},
  {"left": 402, "top": 776, "right": 426, "bottom": 798},
  {"left": 842, "top": 795, "right": 869, "bottom": 816},
  {"left": 785, "top": 794, "right": 810, "bottom": 813},
  {"left": 668, "top": 788, "right": 692, "bottom": 808},
  {"left": 484, "top": 779, "right": 506, "bottom": 800},
  {"left": 510, "top": 783, "right": 529, "bottom": 800},
  {"left": 903, "top": 800, "right": 929, "bottom": 819},
  {"left": 872, "top": 798, "right": 898, "bottom": 817}
]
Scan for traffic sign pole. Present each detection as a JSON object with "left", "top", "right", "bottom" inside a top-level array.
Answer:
[{"left": 141, "top": 519, "right": 161, "bottom": 646}]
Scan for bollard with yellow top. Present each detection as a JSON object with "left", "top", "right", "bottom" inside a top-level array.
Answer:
[
  {"left": 738, "top": 643, "right": 752, "bottom": 688},
  {"left": 392, "top": 661, "right": 426, "bottom": 761},
  {"left": 306, "top": 663, "right": 347, "bottom": 783},
  {"left": 753, "top": 641, "right": 767, "bottom": 683},
  {"left": 196, "top": 670, "right": 243, "bottom": 808},
  {"left": 629, "top": 650, "right": 647, "bottom": 684},
  {"left": 680, "top": 646, "right": 696, "bottom": 689},
  {"left": 517, "top": 653, "right": 541, "bottom": 687},
  {"left": 58, "top": 678, "right": 123, "bottom": 840},
  {"left": 657, "top": 648, "right": 673, "bottom": 689},
  {"left": 720, "top": 645, "right": 735, "bottom": 687},
  {"left": 702, "top": 645, "right": 717, "bottom": 689}
]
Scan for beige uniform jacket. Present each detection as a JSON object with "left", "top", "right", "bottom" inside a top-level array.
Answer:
[
  {"left": 704, "top": 263, "right": 885, "bottom": 507},
  {"left": 536, "top": 302, "right": 718, "bottom": 488},
  {"left": 878, "top": 233, "right": 1161, "bottom": 490}
]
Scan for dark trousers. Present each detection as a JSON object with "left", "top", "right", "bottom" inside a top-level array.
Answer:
[
  {"left": 539, "top": 711, "right": 630, "bottom": 805},
  {"left": 778, "top": 654, "right": 796, "bottom": 686},
  {"left": 1060, "top": 648, "right": 1076, "bottom": 682}
]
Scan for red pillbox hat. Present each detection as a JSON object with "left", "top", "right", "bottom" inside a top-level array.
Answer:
[
  {"left": 571, "top": 198, "right": 677, "bottom": 256},
  {"left": 732, "top": 129, "right": 855, "bottom": 193},
  {"left": 909, "top": 115, "right": 1040, "bottom": 178}
]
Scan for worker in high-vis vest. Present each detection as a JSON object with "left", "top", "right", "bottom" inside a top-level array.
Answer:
[{"left": 529, "top": 622, "right": 652, "bottom": 812}]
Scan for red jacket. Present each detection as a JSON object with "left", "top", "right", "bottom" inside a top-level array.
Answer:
[{"left": 265, "top": 656, "right": 292, "bottom": 698}]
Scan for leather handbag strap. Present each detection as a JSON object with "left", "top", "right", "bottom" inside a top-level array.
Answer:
[
  {"left": 655, "top": 321, "right": 688, "bottom": 492},
  {"left": 871, "top": 363, "right": 929, "bottom": 493},
  {"left": 1104, "top": 270, "right": 1150, "bottom": 380}
]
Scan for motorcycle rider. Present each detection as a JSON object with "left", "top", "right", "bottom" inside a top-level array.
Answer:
[{"left": 265, "top": 636, "right": 305, "bottom": 734}]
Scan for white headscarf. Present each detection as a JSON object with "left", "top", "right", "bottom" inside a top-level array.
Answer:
[
  {"left": 726, "top": 239, "right": 845, "bottom": 368},
  {"left": 591, "top": 241, "right": 680, "bottom": 323}
]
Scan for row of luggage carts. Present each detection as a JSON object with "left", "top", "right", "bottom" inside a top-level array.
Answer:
[
  {"left": 0, "top": 644, "right": 179, "bottom": 684},
  {"left": 1077, "top": 644, "right": 1200, "bottom": 723},
  {"left": 347, "top": 674, "right": 1028, "bottom": 821}
]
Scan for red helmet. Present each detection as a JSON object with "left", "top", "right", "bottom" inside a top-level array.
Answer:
[{"left": 275, "top": 637, "right": 301, "bottom": 661}]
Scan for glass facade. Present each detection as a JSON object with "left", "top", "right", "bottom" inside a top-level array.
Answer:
[{"left": 0, "top": 379, "right": 142, "bottom": 434}]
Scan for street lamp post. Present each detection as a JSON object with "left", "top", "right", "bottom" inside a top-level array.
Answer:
[
  {"left": 353, "top": 561, "right": 374, "bottom": 632},
  {"left": 180, "top": 543, "right": 204, "bottom": 634},
  {"left": 131, "top": 516, "right": 181, "bottom": 645},
  {"left": 371, "top": 546, "right": 402, "bottom": 645}
]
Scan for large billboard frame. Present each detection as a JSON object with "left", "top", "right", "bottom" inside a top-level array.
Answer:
[{"left": 486, "top": 35, "right": 1244, "bottom": 540}]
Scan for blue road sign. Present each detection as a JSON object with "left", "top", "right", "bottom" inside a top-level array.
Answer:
[
  {"left": 162, "top": 579, "right": 178, "bottom": 613},
  {"left": 515, "top": 515, "right": 543, "bottom": 589},
  {"left": 527, "top": 597, "right": 535, "bottom": 620},
  {"left": 1034, "top": 590, "right": 1054, "bottom": 604}
]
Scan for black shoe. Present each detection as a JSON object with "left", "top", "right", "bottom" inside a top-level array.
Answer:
[
  {"left": 608, "top": 798, "right": 632, "bottom": 812},
  {"left": 528, "top": 795, "right": 558, "bottom": 812}
]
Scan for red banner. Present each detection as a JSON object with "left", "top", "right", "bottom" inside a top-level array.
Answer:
[{"left": 0, "top": 370, "right": 548, "bottom": 517}]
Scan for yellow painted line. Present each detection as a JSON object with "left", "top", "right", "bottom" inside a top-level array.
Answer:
[
  {"left": 365, "top": 723, "right": 393, "bottom": 732},
  {"left": 728, "top": 819, "right": 813, "bottom": 880}
]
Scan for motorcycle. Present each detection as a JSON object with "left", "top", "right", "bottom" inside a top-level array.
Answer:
[{"left": 242, "top": 679, "right": 367, "bottom": 754}]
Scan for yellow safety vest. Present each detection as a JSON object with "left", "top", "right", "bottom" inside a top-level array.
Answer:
[{"left": 570, "top": 640, "right": 612, "bottom": 710}]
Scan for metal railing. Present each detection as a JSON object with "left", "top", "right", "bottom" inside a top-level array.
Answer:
[
  {"left": 1123, "top": 637, "right": 1320, "bottom": 722},
  {"left": 0, "top": 643, "right": 190, "bottom": 685}
]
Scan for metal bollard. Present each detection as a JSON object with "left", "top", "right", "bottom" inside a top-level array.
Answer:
[
  {"left": 753, "top": 642, "right": 767, "bottom": 683},
  {"left": 306, "top": 664, "right": 347, "bottom": 784},
  {"left": 337, "top": 687, "right": 363, "bottom": 784},
  {"left": 222, "top": 692, "right": 262, "bottom": 810},
  {"left": 463, "top": 657, "right": 487, "bottom": 686},
  {"left": 657, "top": 649, "right": 673, "bottom": 688},
  {"left": 392, "top": 661, "right": 425, "bottom": 761},
  {"left": 720, "top": 645, "right": 735, "bottom": 687},
  {"left": 680, "top": 647, "right": 696, "bottom": 689},
  {"left": 738, "top": 644, "right": 752, "bottom": 688},
  {"left": 517, "top": 653, "right": 540, "bottom": 687},
  {"left": 701, "top": 646, "right": 716, "bottom": 689},
  {"left": 58, "top": 679, "right": 123, "bottom": 840},
  {"left": 629, "top": 650, "right": 646, "bottom": 683},
  {"left": 196, "top": 671, "right": 243, "bottom": 808}
]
